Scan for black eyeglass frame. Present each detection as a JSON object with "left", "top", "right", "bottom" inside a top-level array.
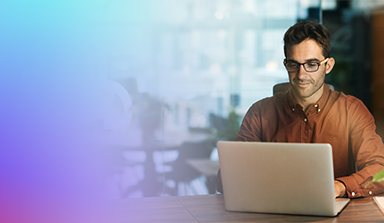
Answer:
[{"left": 283, "top": 58, "right": 329, "bottom": 72}]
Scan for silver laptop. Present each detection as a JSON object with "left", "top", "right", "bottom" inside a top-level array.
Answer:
[{"left": 217, "top": 141, "right": 350, "bottom": 217}]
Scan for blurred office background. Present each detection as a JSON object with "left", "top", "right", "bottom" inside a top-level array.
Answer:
[{"left": 92, "top": 0, "right": 384, "bottom": 198}]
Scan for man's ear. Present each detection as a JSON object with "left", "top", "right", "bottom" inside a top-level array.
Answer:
[{"left": 325, "top": 57, "right": 335, "bottom": 74}]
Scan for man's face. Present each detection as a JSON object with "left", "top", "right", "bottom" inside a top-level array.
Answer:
[{"left": 286, "top": 39, "right": 331, "bottom": 101}]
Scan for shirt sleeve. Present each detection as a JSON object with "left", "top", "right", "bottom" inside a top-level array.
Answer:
[
  {"left": 336, "top": 98, "right": 384, "bottom": 198},
  {"left": 216, "top": 103, "right": 263, "bottom": 193},
  {"left": 234, "top": 103, "right": 263, "bottom": 142}
]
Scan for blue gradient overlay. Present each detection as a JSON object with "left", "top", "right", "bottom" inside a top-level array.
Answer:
[
  {"left": 0, "top": 0, "right": 301, "bottom": 221},
  {"left": 0, "top": 1, "right": 156, "bottom": 222}
]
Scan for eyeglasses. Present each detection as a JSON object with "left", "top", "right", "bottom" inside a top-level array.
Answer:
[{"left": 284, "top": 58, "right": 329, "bottom": 72}]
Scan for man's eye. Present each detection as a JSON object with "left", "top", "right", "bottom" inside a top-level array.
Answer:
[
  {"left": 288, "top": 63, "right": 298, "bottom": 68},
  {"left": 306, "top": 63, "right": 317, "bottom": 67}
]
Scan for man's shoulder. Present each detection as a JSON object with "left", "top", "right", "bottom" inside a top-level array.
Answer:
[
  {"left": 329, "top": 90, "right": 367, "bottom": 112},
  {"left": 330, "top": 90, "right": 362, "bottom": 104}
]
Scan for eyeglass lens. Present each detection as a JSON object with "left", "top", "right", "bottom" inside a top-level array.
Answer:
[{"left": 285, "top": 62, "right": 319, "bottom": 72}]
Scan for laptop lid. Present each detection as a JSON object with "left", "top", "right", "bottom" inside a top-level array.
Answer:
[{"left": 217, "top": 141, "right": 350, "bottom": 217}]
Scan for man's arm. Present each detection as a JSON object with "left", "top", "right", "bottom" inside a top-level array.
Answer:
[
  {"left": 336, "top": 98, "right": 384, "bottom": 198},
  {"left": 233, "top": 103, "right": 263, "bottom": 142},
  {"left": 216, "top": 169, "right": 223, "bottom": 193},
  {"left": 215, "top": 103, "right": 263, "bottom": 193}
]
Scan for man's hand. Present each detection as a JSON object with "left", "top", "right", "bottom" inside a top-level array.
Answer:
[{"left": 334, "top": 180, "right": 346, "bottom": 198}]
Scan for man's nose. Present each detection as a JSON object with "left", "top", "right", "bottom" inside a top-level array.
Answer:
[{"left": 296, "top": 64, "right": 308, "bottom": 79}]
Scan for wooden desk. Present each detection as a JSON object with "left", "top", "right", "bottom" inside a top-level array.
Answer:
[{"left": 106, "top": 194, "right": 384, "bottom": 222}]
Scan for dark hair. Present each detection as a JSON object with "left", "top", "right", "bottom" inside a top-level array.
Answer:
[{"left": 283, "top": 20, "right": 331, "bottom": 58}]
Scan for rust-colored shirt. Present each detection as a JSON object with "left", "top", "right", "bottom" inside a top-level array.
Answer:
[{"left": 217, "top": 85, "right": 384, "bottom": 198}]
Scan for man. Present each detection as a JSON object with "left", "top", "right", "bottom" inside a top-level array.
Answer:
[{"left": 216, "top": 20, "right": 384, "bottom": 198}]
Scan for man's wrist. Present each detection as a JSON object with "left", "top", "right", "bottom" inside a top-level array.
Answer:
[{"left": 335, "top": 180, "right": 346, "bottom": 198}]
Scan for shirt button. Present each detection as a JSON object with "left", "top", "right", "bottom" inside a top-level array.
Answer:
[
  {"left": 369, "top": 191, "right": 372, "bottom": 195},
  {"left": 314, "top": 104, "right": 318, "bottom": 108},
  {"left": 351, "top": 192, "right": 355, "bottom": 197},
  {"left": 318, "top": 109, "right": 321, "bottom": 112},
  {"left": 304, "top": 118, "right": 307, "bottom": 122},
  {"left": 292, "top": 108, "right": 295, "bottom": 111}
]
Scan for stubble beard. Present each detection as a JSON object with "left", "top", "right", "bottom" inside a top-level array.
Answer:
[{"left": 291, "top": 78, "right": 325, "bottom": 99}]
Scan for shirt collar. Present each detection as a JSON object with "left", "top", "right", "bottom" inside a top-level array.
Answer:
[{"left": 287, "top": 84, "right": 330, "bottom": 111}]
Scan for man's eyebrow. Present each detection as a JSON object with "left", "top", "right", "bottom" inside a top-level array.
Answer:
[
  {"left": 305, "top": 58, "right": 321, "bottom": 62},
  {"left": 285, "top": 59, "right": 298, "bottom": 63}
]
